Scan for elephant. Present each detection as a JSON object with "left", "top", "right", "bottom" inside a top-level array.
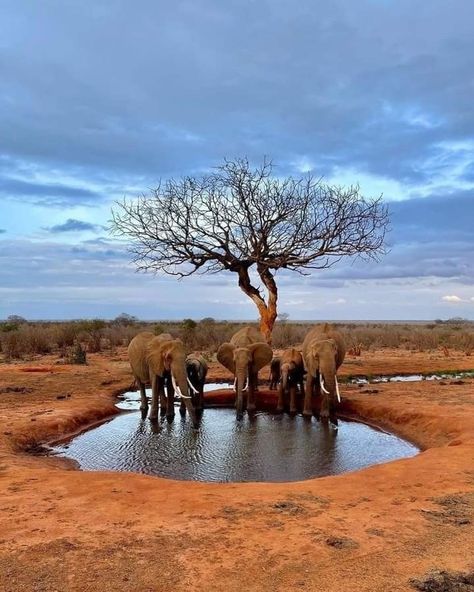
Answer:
[
  {"left": 302, "top": 324, "right": 346, "bottom": 424},
  {"left": 268, "top": 357, "right": 281, "bottom": 390},
  {"left": 127, "top": 331, "right": 199, "bottom": 426},
  {"left": 183, "top": 353, "right": 208, "bottom": 415},
  {"left": 217, "top": 326, "right": 273, "bottom": 419},
  {"left": 276, "top": 347, "right": 305, "bottom": 414}
]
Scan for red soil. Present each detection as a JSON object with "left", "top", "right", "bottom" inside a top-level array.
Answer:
[{"left": 0, "top": 348, "right": 473, "bottom": 591}]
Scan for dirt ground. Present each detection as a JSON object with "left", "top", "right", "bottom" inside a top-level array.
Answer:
[{"left": 0, "top": 348, "right": 473, "bottom": 591}]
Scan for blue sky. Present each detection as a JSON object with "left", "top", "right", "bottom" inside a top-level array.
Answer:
[{"left": 1, "top": 0, "right": 473, "bottom": 320}]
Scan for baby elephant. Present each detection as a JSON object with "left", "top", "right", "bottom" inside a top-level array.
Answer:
[
  {"left": 268, "top": 357, "right": 281, "bottom": 390},
  {"left": 276, "top": 348, "right": 305, "bottom": 414},
  {"left": 184, "top": 354, "right": 208, "bottom": 415}
]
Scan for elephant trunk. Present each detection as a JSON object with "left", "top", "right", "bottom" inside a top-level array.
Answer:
[
  {"left": 320, "top": 358, "right": 338, "bottom": 422},
  {"left": 171, "top": 361, "right": 199, "bottom": 427},
  {"left": 281, "top": 364, "right": 289, "bottom": 395},
  {"left": 235, "top": 367, "right": 248, "bottom": 420}
]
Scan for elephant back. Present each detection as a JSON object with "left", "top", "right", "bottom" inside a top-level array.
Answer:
[
  {"left": 128, "top": 331, "right": 155, "bottom": 383},
  {"left": 230, "top": 326, "right": 266, "bottom": 347}
]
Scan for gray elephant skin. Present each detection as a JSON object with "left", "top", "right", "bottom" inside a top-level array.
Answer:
[
  {"left": 217, "top": 326, "right": 273, "bottom": 419},
  {"left": 184, "top": 353, "right": 208, "bottom": 414},
  {"left": 128, "top": 331, "right": 198, "bottom": 426},
  {"left": 276, "top": 347, "right": 305, "bottom": 414},
  {"left": 302, "top": 324, "right": 346, "bottom": 424}
]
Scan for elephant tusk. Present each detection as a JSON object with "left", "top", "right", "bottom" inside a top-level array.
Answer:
[
  {"left": 187, "top": 376, "right": 199, "bottom": 394},
  {"left": 171, "top": 373, "right": 192, "bottom": 399},
  {"left": 320, "top": 375, "right": 330, "bottom": 395},
  {"left": 335, "top": 376, "right": 341, "bottom": 403},
  {"left": 242, "top": 377, "right": 249, "bottom": 392},
  {"left": 233, "top": 377, "right": 237, "bottom": 391}
]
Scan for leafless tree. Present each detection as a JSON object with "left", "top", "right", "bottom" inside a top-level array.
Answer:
[{"left": 111, "top": 158, "right": 389, "bottom": 342}]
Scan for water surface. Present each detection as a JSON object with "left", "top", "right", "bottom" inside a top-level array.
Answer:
[{"left": 50, "top": 387, "right": 418, "bottom": 483}]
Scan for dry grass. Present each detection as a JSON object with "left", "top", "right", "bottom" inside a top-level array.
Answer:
[{"left": 0, "top": 318, "right": 473, "bottom": 361}]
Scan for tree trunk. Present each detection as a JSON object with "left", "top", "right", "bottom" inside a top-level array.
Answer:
[
  {"left": 236, "top": 264, "right": 278, "bottom": 344},
  {"left": 259, "top": 304, "right": 277, "bottom": 344}
]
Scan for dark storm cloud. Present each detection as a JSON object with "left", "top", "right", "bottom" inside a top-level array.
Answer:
[
  {"left": 1, "top": 0, "right": 473, "bottom": 185},
  {"left": 0, "top": 238, "right": 129, "bottom": 290},
  {"left": 0, "top": 175, "right": 102, "bottom": 207},
  {"left": 1, "top": 1, "right": 473, "bottom": 319},
  {"left": 304, "top": 190, "right": 474, "bottom": 283},
  {"left": 390, "top": 190, "right": 474, "bottom": 242},
  {"left": 46, "top": 219, "right": 106, "bottom": 233}
]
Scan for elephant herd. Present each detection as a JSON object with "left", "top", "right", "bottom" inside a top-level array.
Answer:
[{"left": 128, "top": 323, "right": 345, "bottom": 428}]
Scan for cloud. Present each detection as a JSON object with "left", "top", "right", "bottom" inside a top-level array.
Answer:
[
  {"left": 0, "top": 173, "right": 103, "bottom": 207},
  {"left": 1, "top": 0, "right": 473, "bottom": 186},
  {"left": 0, "top": 229, "right": 6, "bottom": 234},
  {"left": 0, "top": 1, "right": 473, "bottom": 319},
  {"left": 46, "top": 219, "right": 106, "bottom": 234},
  {"left": 442, "top": 295, "right": 463, "bottom": 302}
]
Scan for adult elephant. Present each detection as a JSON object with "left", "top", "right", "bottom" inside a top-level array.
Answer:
[
  {"left": 276, "top": 347, "right": 305, "bottom": 414},
  {"left": 302, "top": 324, "right": 346, "bottom": 424},
  {"left": 217, "top": 326, "right": 273, "bottom": 419},
  {"left": 128, "top": 332, "right": 199, "bottom": 426},
  {"left": 184, "top": 353, "right": 208, "bottom": 415}
]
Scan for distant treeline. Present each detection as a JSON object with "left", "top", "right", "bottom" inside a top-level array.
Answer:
[{"left": 0, "top": 314, "right": 473, "bottom": 361}]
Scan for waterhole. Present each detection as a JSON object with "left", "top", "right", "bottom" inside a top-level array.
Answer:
[{"left": 48, "top": 385, "right": 418, "bottom": 482}]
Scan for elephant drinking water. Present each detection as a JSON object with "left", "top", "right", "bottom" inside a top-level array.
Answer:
[
  {"left": 302, "top": 324, "right": 346, "bottom": 424},
  {"left": 128, "top": 332, "right": 199, "bottom": 426},
  {"left": 276, "top": 347, "right": 305, "bottom": 414},
  {"left": 217, "top": 326, "right": 273, "bottom": 419}
]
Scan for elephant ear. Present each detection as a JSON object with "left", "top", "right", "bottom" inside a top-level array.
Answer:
[
  {"left": 146, "top": 339, "right": 168, "bottom": 377},
  {"left": 217, "top": 342, "right": 235, "bottom": 374},
  {"left": 250, "top": 343, "right": 273, "bottom": 371}
]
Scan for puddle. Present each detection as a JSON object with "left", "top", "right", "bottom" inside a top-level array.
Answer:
[
  {"left": 48, "top": 384, "right": 418, "bottom": 483},
  {"left": 351, "top": 371, "right": 474, "bottom": 385}
]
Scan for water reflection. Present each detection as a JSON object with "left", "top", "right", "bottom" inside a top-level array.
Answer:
[{"left": 49, "top": 392, "right": 418, "bottom": 482}]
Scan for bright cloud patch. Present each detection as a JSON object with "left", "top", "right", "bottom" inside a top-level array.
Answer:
[{"left": 442, "top": 295, "right": 463, "bottom": 303}]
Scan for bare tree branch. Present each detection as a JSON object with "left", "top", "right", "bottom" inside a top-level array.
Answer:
[{"left": 110, "top": 158, "right": 389, "bottom": 341}]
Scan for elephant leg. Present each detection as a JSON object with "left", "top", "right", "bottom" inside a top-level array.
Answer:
[
  {"left": 159, "top": 383, "right": 167, "bottom": 416},
  {"left": 289, "top": 383, "right": 298, "bottom": 415},
  {"left": 149, "top": 375, "right": 160, "bottom": 420},
  {"left": 138, "top": 380, "right": 148, "bottom": 413},
  {"left": 166, "top": 378, "right": 176, "bottom": 419},
  {"left": 303, "top": 375, "right": 314, "bottom": 417},
  {"left": 276, "top": 381, "right": 285, "bottom": 413}
]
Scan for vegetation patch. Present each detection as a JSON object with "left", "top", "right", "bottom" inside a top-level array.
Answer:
[{"left": 410, "top": 569, "right": 474, "bottom": 591}]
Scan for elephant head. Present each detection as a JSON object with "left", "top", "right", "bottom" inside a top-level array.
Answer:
[
  {"left": 304, "top": 338, "right": 341, "bottom": 416},
  {"left": 186, "top": 356, "right": 206, "bottom": 389},
  {"left": 186, "top": 355, "right": 207, "bottom": 411},
  {"left": 217, "top": 341, "right": 272, "bottom": 419},
  {"left": 280, "top": 360, "right": 295, "bottom": 393},
  {"left": 147, "top": 337, "right": 199, "bottom": 426}
]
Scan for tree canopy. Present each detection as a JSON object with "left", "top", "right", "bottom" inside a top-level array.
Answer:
[{"left": 111, "top": 158, "right": 389, "bottom": 341}]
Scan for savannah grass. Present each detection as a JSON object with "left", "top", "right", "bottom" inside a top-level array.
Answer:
[{"left": 0, "top": 318, "right": 473, "bottom": 361}]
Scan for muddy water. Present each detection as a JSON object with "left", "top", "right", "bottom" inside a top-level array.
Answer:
[{"left": 49, "top": 386, "right": 418, "bottom": 483}]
